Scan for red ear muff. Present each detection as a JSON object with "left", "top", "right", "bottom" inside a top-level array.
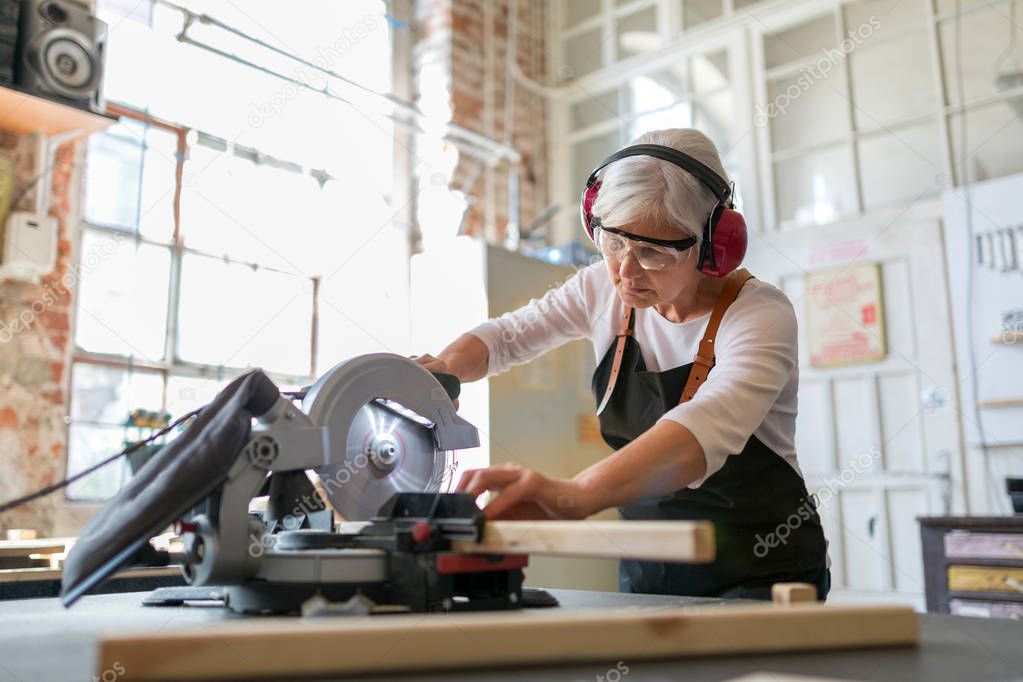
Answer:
[
  {"left": 581, "top": 180, "right": 601, "bottom": 241},
  {"left": 697, "top": 206, "right": 747, "bottom": 277}
]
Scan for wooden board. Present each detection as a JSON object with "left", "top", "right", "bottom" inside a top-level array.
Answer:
[
  {"left": 0, "top": 538, "right": 72, "bottom": 559},
  {"left": 451, "top": 520, "right": 715, "bottom": 563},
  {"left": 727, "top": 674, "right": 861, "bottom": 682},
  {"left": 0, "top": 566, "right": 180, "bottom": 584},
  {"left": 98, "top": 603, "right": 917, "bottom": 680}
]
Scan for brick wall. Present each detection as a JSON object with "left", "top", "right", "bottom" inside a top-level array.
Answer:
[
  {"left": 0, "top": 134, "right": 86, "bottom": 537},
  {"left": 414, "top": 0, "right": 550, "bottom": 245}
]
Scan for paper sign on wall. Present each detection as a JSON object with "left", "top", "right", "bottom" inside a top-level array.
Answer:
[{"left": 806, "top": 262, "right": 887, "bottom": 367}]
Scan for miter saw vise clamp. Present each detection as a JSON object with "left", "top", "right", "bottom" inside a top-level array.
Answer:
[
  {"left": 291, "top": 491, "right": 527, "bottom": 614},
  {"left": 372, "top": 489, "right": 486, "bottom": 549},
  {"left": 381, "top": 492, "right": 528, "bottom": 614}
]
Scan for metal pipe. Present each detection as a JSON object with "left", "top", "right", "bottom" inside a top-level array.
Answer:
[
  {"left": 156, "top": 0, "right": 521, "bottom": 164},
  {"left": 177, "top": 33, "right": 513, "bottom": 166},
  {"left": 503, "top": 0, "right": 520, "bottom": 250}
]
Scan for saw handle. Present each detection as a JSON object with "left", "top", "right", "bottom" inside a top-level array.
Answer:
[{"left": 431, "top": 372, "right": 461, "bottom": 401}]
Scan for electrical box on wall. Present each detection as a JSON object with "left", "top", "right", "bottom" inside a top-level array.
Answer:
[{"left": 1, "top": 210, "right": 57, "bottom": 280}]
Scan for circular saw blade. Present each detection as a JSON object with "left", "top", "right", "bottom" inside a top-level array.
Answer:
[{"left": 315, "top": 399, "right": 446, "bottom": 520}]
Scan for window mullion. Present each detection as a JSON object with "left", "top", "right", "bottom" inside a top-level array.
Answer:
[
  {"left": 164, "top": 130, "right": 186, "bottom": 372},
  {"left": 835, "top": 5, "right": 865, "bottom": 216}
]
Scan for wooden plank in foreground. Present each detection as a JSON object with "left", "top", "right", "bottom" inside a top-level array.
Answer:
[
  {"left": 99, "top": 602, "right": 917, "bottom": 681},
  {"left": 451, "top": 520, "right": 716, "bottom": 563},
  {"left": 726, "top": 674, "right": 861, "bottom": 682}
]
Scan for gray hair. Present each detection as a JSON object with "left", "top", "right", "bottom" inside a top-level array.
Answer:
[{"left": 590, "top": 128, "right": 729, "bottom": 242}]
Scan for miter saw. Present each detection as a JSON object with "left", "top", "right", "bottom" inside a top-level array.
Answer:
[{"left": 59, "top": 353, "right": 547, "bottom": 615}]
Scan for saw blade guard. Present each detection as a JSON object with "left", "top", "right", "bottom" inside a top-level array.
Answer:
[{"left": 303, "top": 353, "right": 480, "bottom": 520}]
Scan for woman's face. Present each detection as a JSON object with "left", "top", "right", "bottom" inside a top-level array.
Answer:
[{"left": 600, "top": 214, "right": 701, "bottom": 309}]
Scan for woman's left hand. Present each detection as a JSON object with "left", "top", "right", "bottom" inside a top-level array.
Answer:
[{"left": 454, "top": 463, "right": 594, "bottom": 520}]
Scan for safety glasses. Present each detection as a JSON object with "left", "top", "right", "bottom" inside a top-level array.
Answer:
[{"left": 593, "top": 224, "right": 697, "bottom": 271}]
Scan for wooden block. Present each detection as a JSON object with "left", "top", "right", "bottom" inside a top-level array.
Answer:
[
  {"left": 772, "top": 582, "right": 818, "bottom": 604},
  {"left": 98, "top": 602, "right": 918, "bottom": 681},
  {"left": 451, "top": 520, "right": 715, "bottom": 563}
]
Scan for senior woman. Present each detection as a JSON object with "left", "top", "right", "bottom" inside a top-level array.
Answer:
[{"left": 413, "top": 128, "right": 829, "bottom": 601}]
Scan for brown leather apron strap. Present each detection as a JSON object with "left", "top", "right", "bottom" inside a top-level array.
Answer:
[
  {"left": 595, "top": 305, "right": 634, "bottom": 416},
  {"left": 679, "top": 268, "right": 754, "bottom": 404}
]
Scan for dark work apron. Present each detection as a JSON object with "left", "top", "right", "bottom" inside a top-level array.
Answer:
[{"left": 591, "top": 307, "right": 829, "bottom": 600}]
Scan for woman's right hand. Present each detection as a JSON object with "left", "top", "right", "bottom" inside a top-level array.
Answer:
[
  {"left": 410, "top": 354, "right": 460, "bottom": 410},
  {"left": 410, "top": 353, "right": 449, "bottom": 374}
]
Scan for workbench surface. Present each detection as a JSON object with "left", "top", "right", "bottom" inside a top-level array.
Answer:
[{"left": 1, "top": 588, "right": 1022, "bottom": 682}]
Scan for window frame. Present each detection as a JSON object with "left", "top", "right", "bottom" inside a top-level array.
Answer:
[
  {"left": 550, "top": 22, "right": 760, "bottom": 243},
  {"left": 553, "top": 0, "right": 1023, "bottom": 241},
  {"left": 66, "top": 0, "right": 405, "bottom": 502},
  {"left": 74, "top": 103, "right": 320, "bottom": 384},
  {"left": 67, "top": 104, "right": 320, "bottom": 500}
]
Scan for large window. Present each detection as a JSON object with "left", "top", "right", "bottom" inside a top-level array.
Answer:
[
  {"left": 554, "top": 1, "right": 757, "bottom": 244},
  {"left": 558, "top": 0, "right": 733, "bottom": 79},
  {"left": 566, "top": 47, "right": 742, "bottom": 194},
  {"left": 758, "top": 1, "right": 942, "bottom": 228},
  {"left": 757, "top": 0, "right": 1023, "bottom": 229},
  {"left": 67, "top": 0, "right": 398, "bottom": 499},
  {"left": 553, "top": 0, "right": 1023, "bottom": 239}
]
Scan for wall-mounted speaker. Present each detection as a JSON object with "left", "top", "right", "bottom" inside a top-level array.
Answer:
[{"left": 14, "top": 0, "right": 107, "bottom": 112}]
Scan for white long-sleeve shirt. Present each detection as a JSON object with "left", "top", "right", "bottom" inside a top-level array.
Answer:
[{"left": 468, "top": 261, "right": 803, "bottom": 488}]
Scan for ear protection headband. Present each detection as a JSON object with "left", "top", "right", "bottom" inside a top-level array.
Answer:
[{"left": 580, "top": 143, "right": 748, "bottom": 277}]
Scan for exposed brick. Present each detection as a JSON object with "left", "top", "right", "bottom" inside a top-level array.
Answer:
[
  {"left": 40, "top": 388, "right": 64, "bottom": 405},
  {"left": 0, "top": 406, "right": 17, "bottom": 427},
  {"left": 39, "top": 310, "right": 69, "bottom": 332},
  {"left": 49, "top": 361, "right": 64, "bottom": 384},
  {"left": 414, "top": 0, "right": 548, "bottom": 247},
  {"left": 0, "top": 135, "right": 78, "bottom": 533}
]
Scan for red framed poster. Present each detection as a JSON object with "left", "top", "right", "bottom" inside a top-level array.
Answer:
[{"left": 806, "top": 262, "right": 887, "bottom": 368}]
